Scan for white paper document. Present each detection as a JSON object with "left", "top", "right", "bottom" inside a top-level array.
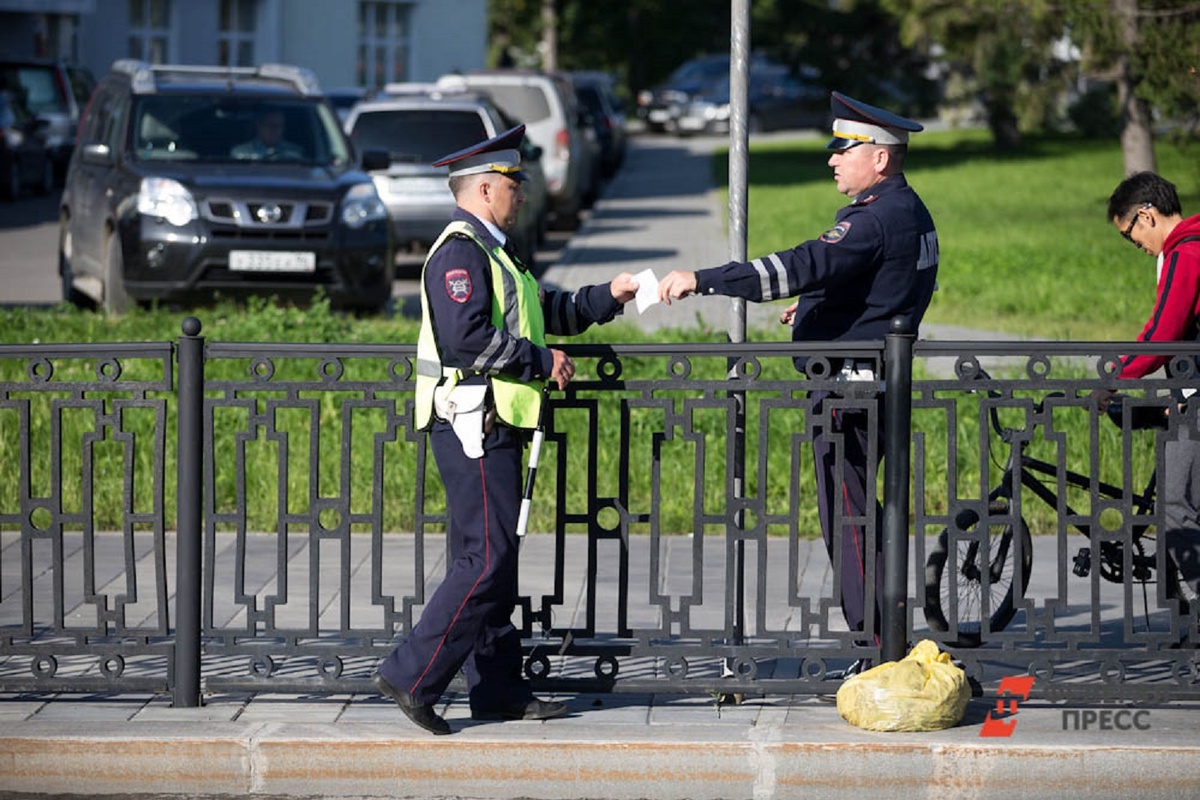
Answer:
[{"left": 633, "top": 268, "right": 659, "bottom": 314}]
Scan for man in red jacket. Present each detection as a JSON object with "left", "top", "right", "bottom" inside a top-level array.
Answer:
[{"left": 1105, "top": 171, "right": 1200, "bottom": 604}]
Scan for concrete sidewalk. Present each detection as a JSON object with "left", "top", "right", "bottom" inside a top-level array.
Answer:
[
  {"left": 3, "top": 133, "right": 1199, "bottom": 800},
  {"left": 2, "top": 533, "right": 1199, "bottom": 799}
]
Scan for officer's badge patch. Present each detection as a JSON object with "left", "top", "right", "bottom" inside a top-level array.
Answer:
[
  {"left": 820, "top": 221, "right": 851, "bottom": 243},
  {"left": 445, "top": 269, "right": 472, "bottom": 303}
]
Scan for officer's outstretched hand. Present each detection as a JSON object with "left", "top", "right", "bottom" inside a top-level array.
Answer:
[
  {"left": 658, "top": 270, "right": 697, "bottom": 306},
  {"left": 550, "top": 348, "right": 576, "bottom": 390},
  {"left": 609, "top": 272, "right": 639, "bottom": 304},
  {"left": 779, "top": 301, "right": 798, "bottom": 325}
]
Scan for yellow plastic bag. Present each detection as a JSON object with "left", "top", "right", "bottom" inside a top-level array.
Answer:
[{"left": 836, "top": 639, "right": 970, "bottom": 732}]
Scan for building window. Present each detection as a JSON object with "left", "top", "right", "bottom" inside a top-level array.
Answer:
[
  {"left": 357, "top": 1, "right": 412, "bottom": 89},
  {"left": 128, "top": 0, "right": 172, "bottom": 63},
  {"left": 218, "top": 0, "right": 257, "bottom": 66}
]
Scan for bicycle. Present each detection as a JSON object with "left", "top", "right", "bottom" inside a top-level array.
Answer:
[{"left": 923, "top": 377, "right": 1187, "bottom": 647}]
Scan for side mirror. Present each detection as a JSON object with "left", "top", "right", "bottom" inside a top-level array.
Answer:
[
  {"left": 360, "top": 148, "right": 390, "bottom": 172},
  {"left": 81, "top": 142, "right": 112, "bottom": 165}
]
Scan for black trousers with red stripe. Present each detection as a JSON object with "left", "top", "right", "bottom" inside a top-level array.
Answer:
[
  {"left": 811, "top": 390, "right": 884, "bottom": 641},
  {"left": 377, "top": 421, "right": 533, "bottom": 711}
]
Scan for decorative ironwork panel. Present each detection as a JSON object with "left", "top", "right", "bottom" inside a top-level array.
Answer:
[
  {"left": 0, "top": 343, "right": 174, "bottom": 693},
  {"left": 199, "top": 342, "right": 429, "bottom": 687},
  {"left": 193, "top": 340, "right": 885, "bottom": 695},
  {"left": 911, "top": 344, "right": 1200, "bottom": 701}
]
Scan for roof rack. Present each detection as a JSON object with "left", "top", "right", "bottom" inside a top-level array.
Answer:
[
  {"left": 379, "top": 80, "right": 491, "bottom": 102},
  {"left": 109, "top": 60, "right": 321, "bottom": 95}
]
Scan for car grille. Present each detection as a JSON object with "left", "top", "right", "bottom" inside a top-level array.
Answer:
[{"left": 202, "top": 198, "right": 334, "bottom": 241}]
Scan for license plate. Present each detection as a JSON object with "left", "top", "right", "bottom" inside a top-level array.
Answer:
[{"left": 229, "top": 251, "right": 316, "bottom": 273}]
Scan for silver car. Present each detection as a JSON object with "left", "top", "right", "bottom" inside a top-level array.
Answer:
[
  {"left": 441, "top": 70, "right": 596, "bottom": 230},
  {"left": 344, "top": 87, "right": 549, "bottom": 271},
  {"left": 0, "top": 59, "right": 95, "bottom": 184}
]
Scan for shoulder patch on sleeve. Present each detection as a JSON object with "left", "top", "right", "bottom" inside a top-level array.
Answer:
[
  {"left": 444, "top": 268, "right": 473, "bottom": 303},
  {"left": 819, "top": 221, "right": 852, "bottom": 244}
]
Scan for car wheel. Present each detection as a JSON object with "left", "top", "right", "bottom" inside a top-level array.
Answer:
[
  {"left": 103, "top": 232, "right": 131, "bottom": 315},
  {"left": 748, "top": 114, "right": 765, "bottom": 134},
  {"left": 551, "top": 197, "right": 579, "bottom": 231},
  {"left": 59, "top": 224, "right": 93, "bottom": 309},
  {"left": 37, "top": 158, "right": 54, "bottom": 196},
  {"left": 3, "top": 158, "right": 19, "bottom": 200}
]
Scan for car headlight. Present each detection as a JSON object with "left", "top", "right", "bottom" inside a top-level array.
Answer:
[
  {"left": 137, "top": 177, "right": 198, "bottom": 227},
  {"left": 341, "top": 182, "right": 388, "bottom": 229}
]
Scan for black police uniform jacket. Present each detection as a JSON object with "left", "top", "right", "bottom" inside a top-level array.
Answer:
[
  {"left": 424, "top": 208, "right": 624, "bottom": 383},
  {"left": 693, "top": 174, "right": 938, "bottom": 344}
]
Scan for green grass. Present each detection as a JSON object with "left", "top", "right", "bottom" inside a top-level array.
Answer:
[
  {"left": 714, "top": 129, "right": 1199, "bottom": 341},
  {"left": 0, "top": 130, "right": 1185, "bottom": 535}
]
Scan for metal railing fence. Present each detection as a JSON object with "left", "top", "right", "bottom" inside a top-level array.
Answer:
[{"left": 1, "top": 318, "right": 1197, "bottom": 704}]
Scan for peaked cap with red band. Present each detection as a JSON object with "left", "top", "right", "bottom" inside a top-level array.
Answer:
[
  {"left": 826, "top": 91, "right": 923, "bottom": 150},
  {"left": 432, "top": 123, "right": 528, "bottom": 181}
]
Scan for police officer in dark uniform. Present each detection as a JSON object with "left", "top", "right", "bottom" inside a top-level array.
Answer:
[
  {"left": 373, "top": 125, "right": 638, "bottom": 735},
  {"left": 658, "top": 93, "right": 939, "bottom": 671}
]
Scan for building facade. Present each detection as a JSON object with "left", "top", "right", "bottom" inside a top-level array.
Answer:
[{"left": 0, "top": 0, "right": 486, "bottom": 90}]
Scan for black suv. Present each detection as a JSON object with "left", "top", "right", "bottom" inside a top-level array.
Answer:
[{"left": 59, "top": 60, "right": 393, "bottom": 313}]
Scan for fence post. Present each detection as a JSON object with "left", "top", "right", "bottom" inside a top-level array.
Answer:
[
  {"left": 881, "top": 316, "right": 915, "bottom": 664},
  {"left": 173, "top": 316, "right": 204, "bottom": 707}
]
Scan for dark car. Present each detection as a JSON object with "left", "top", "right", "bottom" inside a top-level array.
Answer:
[
  {"left": 638, "top": 54, "right": 825, "bottom": 136},
  {"left": 59, "top": 60, "right": 392, "bottom": 314},
  {"left": 0, "top": 78, "right": 54, "bottom": 199},
  {"left": 637, "top": 54, "right": 733, "bottom": 133},
  {"left": 569, "top": 71, "right": 627, "bottom": 177},
  {"left": 0, "top": 59, "right": 95, "bottom": 183},
  {"left": 675, "top": 63, "right": 827, "bottom": 135}
]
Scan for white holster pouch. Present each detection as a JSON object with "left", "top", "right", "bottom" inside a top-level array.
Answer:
[{"left": 433, "top": 383, "right": 489, "bottom": 459}]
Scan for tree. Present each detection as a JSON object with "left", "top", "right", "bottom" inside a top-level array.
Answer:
[
  {"left": 1066, "top": 0, "right": 1200, "bottom": 177},
  {"left": 881, "top": 0, "right": 1071, "bottom": 149},
  {"left": 490, "top": 0, "right": 936, "bottom": 111}
]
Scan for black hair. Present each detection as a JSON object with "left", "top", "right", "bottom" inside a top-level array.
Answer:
[{"left": 1107, "top": 171, "right": 1182, "bottom": 220}]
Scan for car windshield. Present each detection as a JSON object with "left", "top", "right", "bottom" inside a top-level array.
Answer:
[
  {"left": 667, "top": 58, "right": 729, "bottom": 85},
  {"left": 131, "top": 95, "right": 352, "bottom": 166},
  {"left": 349, "top": 108, "right": 488, "bottom": 164},
  {"left": 4, "top": 65, "right": 67, "bottom": 115}
]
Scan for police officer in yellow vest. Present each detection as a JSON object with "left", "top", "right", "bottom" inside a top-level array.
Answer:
[{"left": 373, "top": 125, "right": 638, "bottom": 735}]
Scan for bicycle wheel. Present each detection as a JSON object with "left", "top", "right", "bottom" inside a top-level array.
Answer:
[{"left": 924, "top": 506, "right": 1033, "bottom": 647}]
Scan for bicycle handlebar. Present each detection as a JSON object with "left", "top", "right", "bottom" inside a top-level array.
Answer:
[{"left": 967, "top": 368, "right": 1070, "bottom": 441}]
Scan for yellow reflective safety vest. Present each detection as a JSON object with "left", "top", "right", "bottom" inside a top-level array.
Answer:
[{"left": 416, "top": 220, "right": 546, "bottom": 430}]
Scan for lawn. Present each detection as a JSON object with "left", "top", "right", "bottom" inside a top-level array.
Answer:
[{"left": 715, "top": 128, "right": 1199, "bottom": 342}]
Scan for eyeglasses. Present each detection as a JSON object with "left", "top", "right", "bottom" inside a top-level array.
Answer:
[{"left": 1121, "top": 203, "right": 1153, "bottom": 245}]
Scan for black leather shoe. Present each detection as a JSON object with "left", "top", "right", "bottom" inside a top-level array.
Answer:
[
  {"left": 826, "top": 658, "right": 872, "bottom": 681},
  {"left": 471, "top": 697, "right": 568, "bottom": 721},
  {"left": 373, "top": 672, "right": 451, "bottom": 735}
]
